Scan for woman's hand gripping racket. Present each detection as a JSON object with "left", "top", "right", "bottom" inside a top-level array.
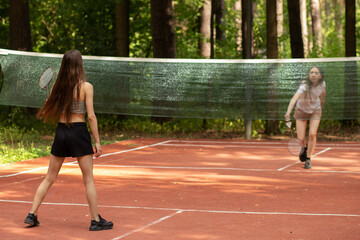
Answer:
[
  {"left": 39, "top": 67, "right": 54, "bottom": 97},
  {"left": 286, "top": 120, "right": 301, "bottom": 155}
]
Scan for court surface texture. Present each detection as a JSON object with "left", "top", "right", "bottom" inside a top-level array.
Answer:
[{"left": 1, "top": 138, "right": 360, "bottom": 239}]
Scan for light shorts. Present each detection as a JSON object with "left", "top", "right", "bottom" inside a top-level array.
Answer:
[
  {"left": 294, "top": 107, "right": 322, "bottom": 120},
  {"left": 51, "top": 122, "right": 94, "bottom": 158}
]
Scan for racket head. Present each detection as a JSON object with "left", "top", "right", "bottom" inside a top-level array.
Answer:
[
  {"left": 288, "top": 138, "right": 301, "bottom": 156},
  {"left": 285, "top": 120, "right": 301, "bottom": 155},
  {"left": 39, "top": 67, "right": 54, "bottom": 89}
]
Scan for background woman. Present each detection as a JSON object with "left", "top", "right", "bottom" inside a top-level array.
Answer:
[{"left": 285, "top": 66, "right": 326, "bottom": 169}]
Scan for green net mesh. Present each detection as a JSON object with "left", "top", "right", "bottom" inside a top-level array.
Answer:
[{"left": 0, "top": 49, "right": 359, "bottom": 120}]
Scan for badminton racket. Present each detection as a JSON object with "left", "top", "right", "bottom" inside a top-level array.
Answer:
[
  {"left": 39, "top": 67, "right": 54, "bottom": 97},
  {"left": 286, "top": 120, "right": 301, "bottom": 156}
]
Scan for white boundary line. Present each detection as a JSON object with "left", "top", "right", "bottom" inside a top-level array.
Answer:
[
  {"left": 100, "top": 140, "right": 172, "bottom": 158},
  {"left": 277, "top": 161, "right": 300, "bottom": 171},
  {"left": 169, "top": 140, "right": 360, "bottom": 147},
  {"left": 278, "top": 147, "right": 333, "bottom": 171},
  {"left": 87, "top": 164, "right": 360, "bottom": 174},
  {"left": 0, "top": 140, "right": 171, "bottom": 178},
  {"left": 163, "top": 141, "right": 360, "bottom": 150},
  {"left": 312, "top": 147, "right": 332, "bottom": 157},
  {"left": 1, "top": 199, "right": 359, "bottom": 218},
  {"left": 112, "top": 210, "right": 183, "bottom": 240}
]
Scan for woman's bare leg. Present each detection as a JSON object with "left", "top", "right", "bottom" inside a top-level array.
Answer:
[
  {"left": 308, "top": 119, "right": 321, "bottom": 159},
  {"left": 296, "top": 119, "right": 308, "bottom": 148},
  {"left": 77, "top": 155, "right": 99, "bottom": 221},
  {"left": 30, "top": 155, "right": 65, "bottom": 215}
]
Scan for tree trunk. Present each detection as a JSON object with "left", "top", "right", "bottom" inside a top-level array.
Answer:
[
  {"left": 287, "top": 0, "right": 304, "bottom": 58},
  {"left": 310, "top": 0, "right": 322, "bottom": 55},
  {"left": 199, "top": 0, "right": 211, "bottom": 58},
  {"left": 276, "top": 0, "right": 283, "bottom": 54},
  {"left": 343, "top": 0, "right": 358, "bottom": 124},
  {"left": 242, "top": 0, "right": 254, "bottom": 139},
  {"left": 267, "top": 0, "right": 278, "bottom": 59},
  {"left": 242, "top": 0, "right": 254, "bottom": 59},
  {"left": 300, "top": 0, "right": 309, "bottom": 57},
  {"left": 150, "top": 0, "right": 176, "bottom": 123},
  {"left": 213, "top": 0, "right": 226, "bottom": 42},
  {"left": 115, "top": 0, "right": 129, "bottom": 57},
  {"left": 345, "top": 0, "right": 356, "bottom": 57},
  {"left": 265, "top": 0, "right": 279, "bottom": 135},
  {"left": 150, "top": 0, "right": 176, "bottom": 58},
  {"left": 234, "top": 0, "right": 242, "bottom": 54},
  {"left": 115, "top": 0, "right": 130, "bottom": 120},
  {"left": 334, "top": 0, "right": 343, "bottom": 52},
  {"left": 199, "top": 0, "right": 212, "bottom": 129},
  {"left": 9, "top": 0, "right": 32, "bottom": 51}
]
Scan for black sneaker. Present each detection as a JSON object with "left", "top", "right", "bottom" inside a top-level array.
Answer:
[
  {"left": 24, "top": 213, "right": 39, "bottom": 227},
  {"left": 89, "top": 214, "right": 113, "bottom": 231},
  {"left": 304, "top": 158, "right": 312, "bottom": 169},
  {"left": 299, "top": 144, "right": 308, "bottom": 162}
]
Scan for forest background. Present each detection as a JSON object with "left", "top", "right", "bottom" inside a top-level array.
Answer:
[{"left": 0, "top": 0, "right": 359, "bottom": 163}]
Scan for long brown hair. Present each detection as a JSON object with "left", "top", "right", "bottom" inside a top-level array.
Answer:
[{"left": 37, "top": 50, "right": 86, "bottom": 124}]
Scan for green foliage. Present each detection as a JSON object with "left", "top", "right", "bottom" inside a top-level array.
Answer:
[
  {"left": 129, "top": 0, "right": 152, "bottom": 57},
  {"left": 30, "top": 0, "right": 116, "bottom": 55}
]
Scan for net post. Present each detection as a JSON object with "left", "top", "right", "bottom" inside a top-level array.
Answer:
[{"left": 245, "top": 119, "right": 252, "bottom": 140}]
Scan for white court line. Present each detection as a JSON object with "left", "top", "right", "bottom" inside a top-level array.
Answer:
[
  {"left": 100, "top": 140, "right": 172, "bottom": 158},
  {"left": 112, "top": 210, "right": 183, "bottom": 240},
  {"left": 162, "top": 143, "right": 359, "bottom": 150},
  {"left": 163, "top": 143, "right": 291, "bottom": 149},
  {"left": 87, "top": 164, "right": 360, "bottom": 174},
  {"left": 278, "top": 147, "right": 333, "bottom": 171},
  {"left": 0, "top": 140, "right": 171, "bottom": 178},
  {"left": 170, "top": 140, "right": 360, "bottom": 147},
  {"left": 277, "top": 161, "right": 301, "bottom": 171},
  {"left": 312, "top": 147, "right": 332, "bottom": 157},
  {"left": 1, "top": 199, "right": 359, "bottom": 218}
]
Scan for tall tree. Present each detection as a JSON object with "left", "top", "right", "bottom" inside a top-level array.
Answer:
[
  {"left": 334, "top": 0, "right": 343, "bottom": 53},
  {"left": 310, "top": 0, "right": 322, "bottom": 55},
  {"left": 234, "top": 0, "right": 242, "bottom": 54},
  {"left": 9, "top": 0, "right": 32, "bottom": 51},
  {"left": 242, "top": 0, "right": 254, "bottom": 139},
  {"left": 199, "top": 0, "right": 211, "bottom": 58},
  {"left": 150, "top": 0, "right": 176, "bottom": 58},
  {"left": 199, "top": 0, "right": 212, "bottom": 129},
  {"left": 300, "top": 0, "right": 309, "bottom": 57},
  {"left": 287, "top": 0, "right": 304, "bottom": 58},
  {"left": 213, "top": 0, "right": 226, "bottom": 43},
  {"left": 267, "top": 0, "right": 278, "bottom": 59},
  {"left": 265, "top": 0, "right": 279, "bottom": 135},
  {"left": 276, "top": 0, "right": 283, "bottom": 55},
  {"left": 345, "top": 0, "right": 356, "bottom": 57},
  {"left": 115, "top": 0, "right": 130, "bottom": 120},
  {"left": 115, "top": 0, "right": 129, "bottom": 57},
  {"left": 344, "top": 0, "right": 358, "bottom": 124},
  {"left": 150, "top": 0, "right": 176, "bottom": 123}
]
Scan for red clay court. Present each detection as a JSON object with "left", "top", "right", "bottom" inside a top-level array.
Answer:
[{"left": 1, "top": 138, "right": 360, "bottom": 239}]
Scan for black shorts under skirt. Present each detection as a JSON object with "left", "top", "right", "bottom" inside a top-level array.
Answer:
[{"left": 51, "top": 122, "right": 94, "bottom": 158}]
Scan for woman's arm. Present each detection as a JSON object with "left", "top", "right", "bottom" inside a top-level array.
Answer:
[
  {"left": 284, "top": 92, "right": 302, "bottom": 121},
  {"left": 84, "top": 82, "right": 102, "bottom": 157}
]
